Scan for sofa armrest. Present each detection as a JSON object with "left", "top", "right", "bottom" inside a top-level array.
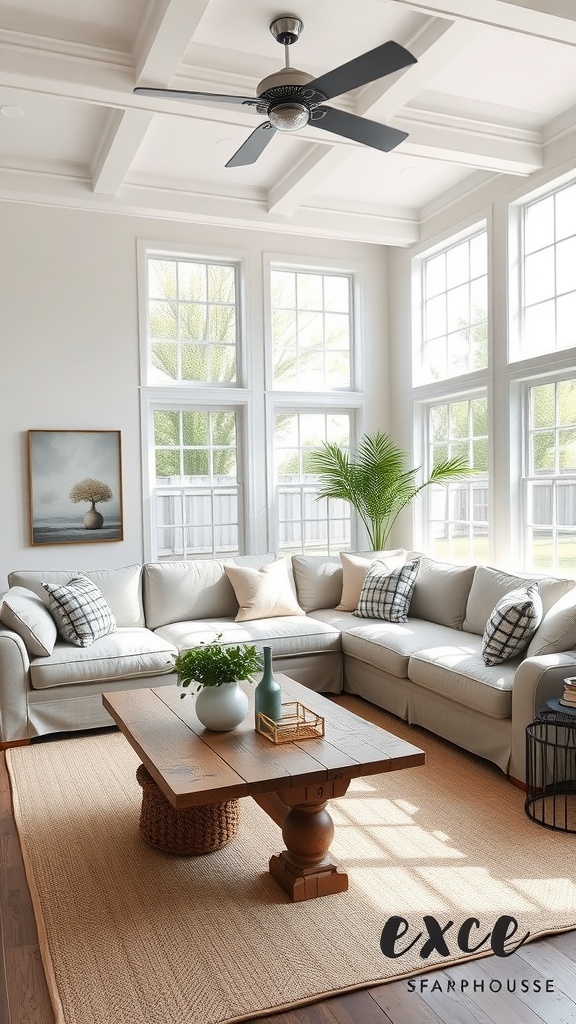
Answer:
[
  {"left": 0, "top": 628, "right": 32, "bottom": 743},
  {"left": 509, "top": 651, "right": 576, "bottom": 783}
]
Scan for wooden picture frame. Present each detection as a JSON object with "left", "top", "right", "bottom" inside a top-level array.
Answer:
[{"left": 28, "top": 430, "right": 124, "bottom": 546}]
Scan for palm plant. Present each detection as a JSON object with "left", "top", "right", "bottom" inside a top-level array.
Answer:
[{"left": 310, "top": 431, "right": 472, "bottom": 551}]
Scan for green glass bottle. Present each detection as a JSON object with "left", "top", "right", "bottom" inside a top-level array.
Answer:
[{"left": 254, "top": 646, "right": 282, "bottom": 727}]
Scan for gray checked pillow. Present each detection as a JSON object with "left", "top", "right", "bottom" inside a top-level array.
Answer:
[
  {"left": 42, "top": 574, "right": 116, "bottom": 647},
  {"left": 482, "top": 583, "right": 543, "bottom": 667},
  {"left": 354, "top": 558, "right": 420, "bottom": 622}
]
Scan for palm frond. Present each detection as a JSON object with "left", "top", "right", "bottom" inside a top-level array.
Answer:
[{"left": 311, "top": 432, "right": 474, "bottom": 550}]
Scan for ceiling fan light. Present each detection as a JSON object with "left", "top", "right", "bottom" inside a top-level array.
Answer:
[{"left": 268, "top": 102, "right": 309, "bottom": 132}]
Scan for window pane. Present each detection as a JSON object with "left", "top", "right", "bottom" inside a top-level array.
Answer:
[
  {"left": 555, "top": 183, "right": 576, "bottom": 241},
  {"left": 446, "top": 241, "right": 469, "bottom": 288},
  {"left": 425, "top": 253, "right": 446, "bottom": 297},
  {"left": 179, "top": 262, "right": 206, "bottom": 301},
  {"left": 531, "top": 383, "right": 555, "bottom": 429},
  {"left": 524, "top": 247, "right": 555, "bottom": 305},
  {"left": 524, "top": 196, "right": 554, "bottom": 253},
  {"left": 447, "top": 284, "right": 470, "bottom": 332},
  {"left": 297, "top": 273, "right": 323, "bottom": 309},
  {"left": 208, "top": 264, "right": 235, "bottom": 303},
  {"left": 152, "top": 342, "right": 178, "bottom": 380},
  {"left": 181, "top": 344, "right": 207, "bottom": 381},
  {"left": 523, "top": 301, "right": 555, "bottom": 355},
  {"left": 556, "top": 236, "right": 576, "bottom": 296},
  {"left": 470, "top": 234, "right": 487, "bottom": 277},
  {"left": 149, "top": 259, "right": 177, "bottom": 299},
  {"left": 425, "top": 295, "right": 447, "bottom": 339},
  {"left": 531, "top": 431, "right": 555, "bottom": 474},
  {"left": 150, "top": 301, "right": 177, "bottom": 339},
  {"left": 324, "top": 276, "right": 349, "bottom": 312},
  {"left": 558, "top": 380, "right": 576, "bottom": 426}
]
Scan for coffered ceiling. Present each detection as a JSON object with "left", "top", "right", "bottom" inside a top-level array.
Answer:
[{"left": 1, "top": 0, "right": 576, "bottom": 245}]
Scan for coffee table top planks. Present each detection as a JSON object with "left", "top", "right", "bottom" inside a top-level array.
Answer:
[{"left": 103, "top": 674, "right": 425, "bottom": 810}]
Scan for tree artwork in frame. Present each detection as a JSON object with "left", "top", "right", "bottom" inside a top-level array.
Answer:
[{"left": 28, "top": 430, "right": 124, "bottom": 545}]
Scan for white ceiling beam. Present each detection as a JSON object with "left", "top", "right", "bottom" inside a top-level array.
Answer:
[
  {"left": 387, "top": 0, "right": 576, "bottom": 45},
  {"left": 267, "top": 18, "right": 480, "bottom": 214},
  {"left": 398, "top": 117, "right": 541, "bottom": 173},
  {"left": 91, "top": 109, "right": 154, "bottom": 194},
  {"left": 90, "top": 0, "right": 213, "bottom": 194},
  {"left": 0, "top": 166, "right": 419, "bottom": 247}
]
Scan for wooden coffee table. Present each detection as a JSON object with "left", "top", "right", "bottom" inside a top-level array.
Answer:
[{"left": 103, "top": 675, "right": 425, "bottom": 902}]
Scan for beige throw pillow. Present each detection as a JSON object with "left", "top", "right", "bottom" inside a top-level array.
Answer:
[
  {"left": 336, "top": 549, "right": 407, "bottom": 612},
  {"left": 224, "top": 558, "right": 305, "bottom": 622}
]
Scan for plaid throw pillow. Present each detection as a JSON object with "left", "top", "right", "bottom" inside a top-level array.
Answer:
[
  {"left": 354, "top": 558, "right": 420, "bottom": 622},
  {"left": 42, "top": 574, "right": 116, "bottom": 648},
  {"left": 482, "top": 583, "right": 543, "bottom": 667}
]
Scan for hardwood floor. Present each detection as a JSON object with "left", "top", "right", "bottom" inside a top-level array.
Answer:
[{"left": 2, "top": 747, "right": 576, "bottom": 1024}]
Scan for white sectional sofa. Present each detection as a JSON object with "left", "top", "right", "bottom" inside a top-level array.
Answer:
[{"left": 2, "top": 550, "right": 576, "bottom": 785}]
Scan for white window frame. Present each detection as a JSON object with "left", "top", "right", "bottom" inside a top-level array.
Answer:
[
  {"left": 263, "top": 253, "right": 363, "bottom": 394},
  {"left": 137, "top": 240, "right": 249, "bottom": 389},
  {"left": 509, "top": 169, "right": 576, "bottom": 364},
  {"left": 520, "top": 371, "right": 576, "bottom": 576},
  {"left": 412, "top": 221, "right": 489, "bottom": 388},
  {"left": 416, "top": 388, "right": 490, "bottom": 563},
  {"left": 265, "top": 395, "right": 365, "bottom": 557}
]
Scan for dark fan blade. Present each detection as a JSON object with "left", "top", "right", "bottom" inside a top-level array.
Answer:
[
  {"left": 225, "top": 122, "right": 277, "bottom": 167},
  {"left": 307, "top": 41, "right": 417, "bottom": 102},
  {"left": 134, "top": 87, "right": 259, "bottom": 108},
  {"left": 312, "top": 106, "right": 408, "bottom": 153}
]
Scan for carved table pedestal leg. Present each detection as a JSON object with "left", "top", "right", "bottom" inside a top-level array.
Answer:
[{"left": 255, "top": 778, "right": 350, "bottom": 901}]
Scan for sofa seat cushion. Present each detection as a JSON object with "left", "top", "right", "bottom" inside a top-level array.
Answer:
[
  {"left": 340, "top": 618, "right": 467, "bottom": 679},
  {"left": 154, "top": 616, "right": 341, "bottom": 658},
  {"left": 29, "top": 628, "right": 177, "bottom": 690},
  {"left": 408, "top": 636, "right": 518, "bottom": 719}
]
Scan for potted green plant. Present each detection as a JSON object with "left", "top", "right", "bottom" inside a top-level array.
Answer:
[
  {"left": 174, "top": 635, "right": 262, "bottom": 732},
  {"left": 310, "top": 431, "right": 472, "bottom": 551}
]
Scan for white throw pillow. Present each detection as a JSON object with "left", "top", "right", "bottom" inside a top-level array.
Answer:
[
  {"left": 0, "top": 586, "right": 57, "bottom": 657},
  {"left": 354, "top": 558, "right": 420, "bottom": 623},
  {"left": 42, "top": 574, "right": 116, "bottom": 647},
  {"left": 337, "top": 549, "right": 407, "bottom": 612},
  {"left": 224, "top": 558, "right": 305, "bottom": 622},
  {"left": 482, "top": 584, "right": 543, "bottom": 667}
]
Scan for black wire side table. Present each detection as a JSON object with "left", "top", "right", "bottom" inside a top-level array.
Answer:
[{"left": 525, "top": 699, "right": 576, "bottom": 832}]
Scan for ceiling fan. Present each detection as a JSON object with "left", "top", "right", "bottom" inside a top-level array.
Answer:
[{"left": 134, "top": 16, "right": 417, "bottom": 168}]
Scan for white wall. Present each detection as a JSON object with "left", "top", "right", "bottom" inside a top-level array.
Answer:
[{"left": 0, "top": 201, "right": 389, "bottom": 587}]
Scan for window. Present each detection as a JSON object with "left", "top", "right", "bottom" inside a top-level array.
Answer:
[
  {"left": 426, "top": 395, "right": 489, "bottom": 562},
  {"left": 273, "top": 411, "right": 352, "bottom": 556},
  {"left": 524, "top": 378, "right": 576, "bottom": 573},
  {"left": 152, "top": 407, "right": 241, "bottom": 560},
  {"left": 420, "top": 230, "right": 488, "bottom": 383},
  {"left": 519, "top": 182, "right": 576, "bottom": 357},
  {"left": 147, "top": 257, "right": 238, "bottom": 385},
  {"left": 270, "top": 268, "right": 352, "bottom": 390}
]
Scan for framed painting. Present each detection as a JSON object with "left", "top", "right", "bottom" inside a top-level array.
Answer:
[{"left": 28, "top": 430, "right": 124, "bottom": 545}]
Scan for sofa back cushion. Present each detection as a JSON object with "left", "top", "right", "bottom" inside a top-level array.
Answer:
[
  {"left": 143, "top": 553, "right": 276, "bottom": 629},
  {"left": 462, "top": 565, "right": 574, "bottom": 636},
  {"left": 407, "top": 556, "right": 476, "bottom": 629},
  {"left": 7, "top": 564, "right": 144, "bottom": 627},
  {"left": 291, "top": 555, "right": 342, "bottom": 612}
]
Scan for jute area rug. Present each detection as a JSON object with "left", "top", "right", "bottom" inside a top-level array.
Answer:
[{"left": 7, "top": 695, "right": 576, "bottom": 1024}]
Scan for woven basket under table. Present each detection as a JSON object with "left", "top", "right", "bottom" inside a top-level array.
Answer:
[{"left": 136, "top": 763, "right": 240, "bottom": 855}]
